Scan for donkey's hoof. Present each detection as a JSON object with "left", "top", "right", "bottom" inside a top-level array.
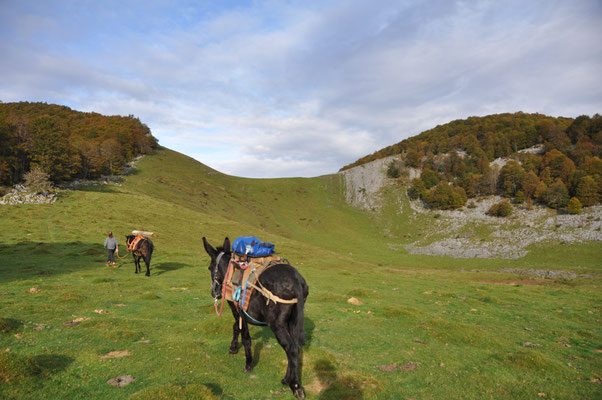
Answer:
[
  {"left": 229, "top": 347, "right": 239, "bottom": 354},
  {"left": 293, "top": 388, "right": 305, "bottom": 400},
  {"left": 281, "top": 378, "right": 289, "bottom": 386},
  {"left": 145, "top": 273, "right": 150, "bottom": 277},
  {"left": 243, "top": 365, "right": 252, "bottom": 373}
]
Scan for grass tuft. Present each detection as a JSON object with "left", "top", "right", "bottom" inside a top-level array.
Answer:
[
  {"left": 92, "top": 277, "right": 115, "bottom": 283},
  {"left": 421, "top": 318, "right": 493, "bottom": 346},
  {"left": 495, "top": 350, "right": 559, "bottom": 370},
  {"left": 139, "top": 293, "right": 161, "bottom": 300},
  {"left": 57, "top": 293, "right": 88, "bottom": 302},
  {"left": 381, "top": 305, "right": 424, "bottom": 319},
  {"left": 347, "top": 288, "right": 374, "bottom": 297}
]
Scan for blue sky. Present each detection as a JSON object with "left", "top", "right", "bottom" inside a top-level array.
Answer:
[{"left": 1, "top": 0, "right": 601, "bottom": 178}]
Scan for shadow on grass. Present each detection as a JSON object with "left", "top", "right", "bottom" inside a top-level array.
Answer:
[
  {"left": 0, "top": 240, "right": 107, "bottom": 283},
  {"left": 154, "top": 262, "right": 188, "bottom": 276},
  {"left": 249, "top": 317, "right": 315, "bottom": 371},
  {"left": 31, "top": 354, "right": 74, "bottom": 374},
  {"left": 314, "top": 358, "right": 364, "bottom": 400},
  {"left": 203, "top": 382, "right": 224, "bottom": 398},
  {"left": 0, "top": 352, "right": 74, "bottom": 386},
  {"left": 0, "top": 318, "right": 22, "bottom": 334}
]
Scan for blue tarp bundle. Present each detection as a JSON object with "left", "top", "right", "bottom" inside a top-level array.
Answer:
[{"left": 232, "top": 236, "right": 275, "bottom": 257}]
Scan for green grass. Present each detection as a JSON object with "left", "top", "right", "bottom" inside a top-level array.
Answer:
[{"left": 1, "top": 147, "right": 600, "bottom": 399}]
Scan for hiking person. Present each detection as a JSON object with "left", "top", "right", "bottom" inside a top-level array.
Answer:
[{"left": 104, "top": 231, "right": 119, "bottom": 268}]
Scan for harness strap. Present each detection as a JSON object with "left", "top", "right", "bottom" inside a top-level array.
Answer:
[
  {"left": 213, "top": 252, "right": 228, "bottom": 317},
  {"left": 249, "top": 280, "right": 298, "bottom": 305},
  {"left": 242, "top": 308, "right": 267, "bottom": 325},
  {"left": 215, "top": 252, "right": 226, "bottom": 269}
]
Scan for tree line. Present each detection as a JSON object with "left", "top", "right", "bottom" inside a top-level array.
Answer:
[
  {"left": 0, "top": 102, "right": 158, "bottom": 186},
  {"left": 344, "top": 112, "right": 601, "bottom": 211}
]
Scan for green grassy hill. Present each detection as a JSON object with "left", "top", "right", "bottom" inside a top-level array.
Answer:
[{"left": 1, "top": 147, "right": 600, "bottom": 399}]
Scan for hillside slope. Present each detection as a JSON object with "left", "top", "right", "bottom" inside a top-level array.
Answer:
[{"left": 1, "top": 146, "right": 600, "bottom": 399}]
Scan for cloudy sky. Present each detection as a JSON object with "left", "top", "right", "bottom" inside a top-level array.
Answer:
[{"left": 1, "top": 0, "right": 601, "bottom": 178}]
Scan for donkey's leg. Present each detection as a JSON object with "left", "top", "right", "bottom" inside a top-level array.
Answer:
[
  {"left": 270, "top": 321, "right": 299, "bottom": 389},
  {"left": 144, "top": 255, "right": 151, "bottom": 277},
  {"left": 229, "top": 320, "right": 240, "bottom": 354},
  {"left": 134, "top": 256, "right": 139, "bottom": 273},
  {"left": 287, "top": 319, "right": 305, "bottom": 400},
  {"left": 228, "top": 307, "right": 241, "bottom": 354},
  {"left": 226, "top": 306, "right": 241, "bottom": 354},
  {"left": 241, "top": 320, "right": 254, "bottom": 372}
]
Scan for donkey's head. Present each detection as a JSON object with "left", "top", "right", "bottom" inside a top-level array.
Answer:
[
  {"left": 125, "top": 235, "right": 135, "bottom": 246},
  {"left": 202, "top": 237, "right": 231, "bottom": 299}
]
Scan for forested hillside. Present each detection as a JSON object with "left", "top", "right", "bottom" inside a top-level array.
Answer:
[
  {"left": 0, "top": 102, "right": 158, "bottom": 185},
  {"left": 342, "top": 112, "right": 602, "bottom": 211}
]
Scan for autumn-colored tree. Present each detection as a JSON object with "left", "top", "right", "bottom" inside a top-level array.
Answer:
[
  {"left": 0, "top": 121, "right": 18, "bottom": 185},
  {"left": 28, "top": 118, "right": 78, "bottom": 182},
  {"left": 515, "top": 190, "right": 525, "bottom": 203},
  {"left": 444, "top": 151, "right": 467, "bottom": 179},
  {"left": 540, "top": 149, "right": 576, "bottom": 183},
  {"left": 386, "top": 161, "right": 400, "bottom": 179},
  {"left": 75, "top": 140, "right": 104, "bottom": 178},
  {"left": 421, "top": 167, "right": 440, "bottom": 189},
  {"left": 23, "top": 167, "right": 54, "bottom": 193},
  {"left": 581, "top": 156, "right": 602, "bottom": 176},
  {"left": 422, "top": 182, "right": 467, "bottom": 210},
  {"left": 519, "top": 152, "right": 540, "bottom": 172},
  {"left": 460, "top": 173, "right": 479, "bottom": 198},
  {"left": 544, "top": 179, "right": 569, "bottom": 209},
  {"left": 100, "top": 138, "right": 125, "bottom": 175},
  {"left": 478, "top": 167, "right": 499, "bottom": 195},
  {"left": 521, "top": 171, "right": 540, "bottom": 200},
  {"left": 407, "top": 178, "right": 426, "bottom": 200},
  {"left": 488, "top": 200, "right": 513, "bottom": 217},
  {"left": 498, "top": 160, "right": 525, "bottom": 197},
  {"left": 567, "top": 197, "right": 582, "bottom": 214},
  {"left": 534, "top": 181, "right": 548, "bottom": 203},
  {"left": 572, "top": 137, "right": 595, "bottom": 165},
  {"left": 405, "top": 148, "right": 424, "bottom": 168},
  {"left": 539, "top": 167, "right": 553, "bottom": 185},
  {"left": 575, "top": 175, "right": 599, "bottom": 206}
]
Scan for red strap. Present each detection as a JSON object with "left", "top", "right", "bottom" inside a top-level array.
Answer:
[{"left": 214, "top": 260, "right": 232, "bottom": 317}]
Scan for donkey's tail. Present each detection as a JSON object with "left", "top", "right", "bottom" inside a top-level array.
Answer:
[
  {"left": 146, "top": 240, "right": 154, "bottom": 264},
  {"left": 294, "top": 281, "right": 307, "bottom": 346}
]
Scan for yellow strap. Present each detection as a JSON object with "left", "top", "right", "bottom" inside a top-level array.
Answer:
[{"left": 248, "top": 281, "right": 298, "bottom": 305}]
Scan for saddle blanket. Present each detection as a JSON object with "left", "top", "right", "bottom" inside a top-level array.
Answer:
[
  {"left": 128, "top": 235, "right": 145, "bottom": 251},
  {"left": 224, "top": 254, "right": 283, "bottom": 312}
]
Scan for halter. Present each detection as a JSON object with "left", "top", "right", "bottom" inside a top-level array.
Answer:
[{"left": 212, "top": 251, "right": 228, "bottom": 316}]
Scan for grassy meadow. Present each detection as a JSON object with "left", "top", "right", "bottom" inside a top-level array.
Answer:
[{"left": 1, "top": 147, "right": 600, "bottom": 399}]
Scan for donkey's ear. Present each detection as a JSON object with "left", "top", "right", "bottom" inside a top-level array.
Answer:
[
  {"left": 202, "top": 237, "right": 216, "bottom": 257},
  {"left": 223, "top": 237, "right": 231, "bottom": 252}
]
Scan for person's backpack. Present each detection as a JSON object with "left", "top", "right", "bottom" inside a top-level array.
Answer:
[{"left": 232, "top": 236, "right": 275, "bottom": 257}]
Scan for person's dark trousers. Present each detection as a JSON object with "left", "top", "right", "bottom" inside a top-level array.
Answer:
[{"left": 107, "top": 248, "right": 116, "bottom": 264}]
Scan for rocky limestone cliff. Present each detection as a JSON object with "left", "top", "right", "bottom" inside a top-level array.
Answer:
[{"left": 339, "top": 155, "right": 602, "bottom": 259}]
